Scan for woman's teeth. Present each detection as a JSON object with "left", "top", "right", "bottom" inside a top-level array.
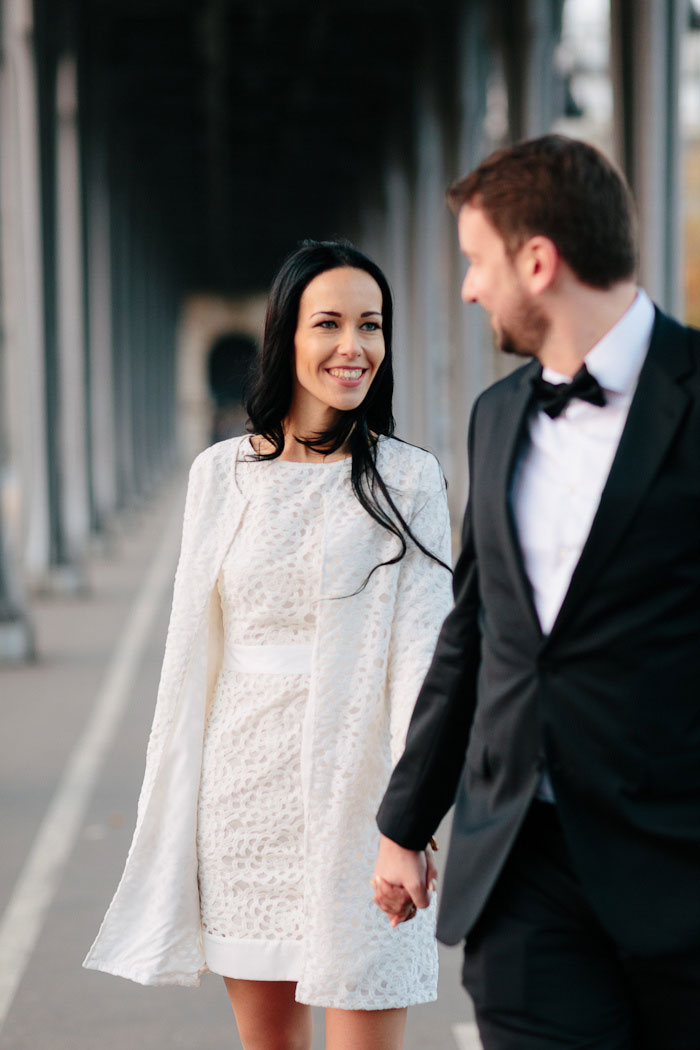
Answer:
[{"left": 328, "top": 368, "right": 364, "bottom": 379}]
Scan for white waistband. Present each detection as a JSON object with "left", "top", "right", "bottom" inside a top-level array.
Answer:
[{"left": 227, "top": 643, "right": 313, "bottom": 675}]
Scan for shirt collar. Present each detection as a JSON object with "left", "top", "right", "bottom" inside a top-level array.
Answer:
[{"left": 542, "top": 288, "right": 655, "bottom": 395}]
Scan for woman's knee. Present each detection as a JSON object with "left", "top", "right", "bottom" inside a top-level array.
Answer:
[
  {"left": 224, "top": 978, "right": 313, "bottom": 1050},
  {"left": 325, "top": 1006, "right": 407, "bottom": 1050}
]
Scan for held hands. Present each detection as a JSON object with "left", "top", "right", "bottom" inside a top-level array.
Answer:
[{"left": 372, "top": 833, "right": 438, "bottom": 928}]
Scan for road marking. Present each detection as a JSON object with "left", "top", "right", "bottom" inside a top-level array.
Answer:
[
  {"left": 453, "top": 1021, "right": 484, "bottom": 1050},
  {"left": 0, "top": 495, "right": 183, "bottom": 1032}
]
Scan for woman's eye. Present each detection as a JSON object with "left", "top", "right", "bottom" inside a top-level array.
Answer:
[
  {"left": 360, "top": 321, "right": 381, "bottom": 331},
  {"left": 317, "top": 320, "right": 337, "bottom": 328}
]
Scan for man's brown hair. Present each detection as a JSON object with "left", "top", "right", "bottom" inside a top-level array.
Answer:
[{"left": 447, "top": 134, "right": 638, "bottom": 290}]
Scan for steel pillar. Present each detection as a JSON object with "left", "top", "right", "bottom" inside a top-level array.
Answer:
[
  {"left": 611, "top": 0, "right": 685, "bottom": 316},
  {"left": 53, "top": 49, "right": 90, "bottom": 586}
]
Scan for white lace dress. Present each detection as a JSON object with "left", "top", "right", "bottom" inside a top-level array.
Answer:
[
  {"left": 196, "top": 447, "right": 349, "bottom": 980},
  {"left": 84, "top": 434, "right": 452, "bottom": 1006}
]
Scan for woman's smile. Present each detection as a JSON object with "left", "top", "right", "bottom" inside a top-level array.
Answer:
[{"left": 326, "top": 366, "right": 368, "bottom": 386}]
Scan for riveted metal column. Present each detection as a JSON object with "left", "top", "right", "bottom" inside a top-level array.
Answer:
[
  {"left": 0, "top": 0, "right": 50, "bottom": 591},
  {"left": 53, "top": 47, "right": 90, "bottom": 586},
  {"left": 411, "top": 69, "right": 453, "bottom": 471},
  {"left": 110, "top": 174, "right": 136, "bottom": 507},
  {"left": 611, "top": 0, "right": 685, "bottom": 316},
  {"left": 0, "top": 195, "right": 36, "bottom": 660},
  {"left": 498, "top": 0, "right": 565, "bottom": 141},
  {"left": 125, "top": 191, "right": 148, "bottom": 498},
  {"left": 83, "top": 127, "right": 117, "bottom": 532},
  {"left": 383, "top": 157, "right": 415, "bottom": 439},
  {"left": 450, "top": 0, "right": 493, "bottom": 518},
  {"left": 0, "top": 0, "right": 48, "bottom": 659}
]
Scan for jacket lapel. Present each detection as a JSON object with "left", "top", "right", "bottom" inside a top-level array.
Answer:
[
  {"left": 490, "top": 361, "right": 543, "bottom": 637},
  {"left": 547, "top": 309, "right": 693, "bottom": 643}
]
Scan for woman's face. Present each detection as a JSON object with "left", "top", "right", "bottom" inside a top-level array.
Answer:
[{"left": 290, "top": 266, "right": 386, "bottom": 421}]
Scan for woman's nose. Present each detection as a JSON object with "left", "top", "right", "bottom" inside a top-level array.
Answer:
[{"left": 338, "top": 328, "right": 362, "bottom": 357}]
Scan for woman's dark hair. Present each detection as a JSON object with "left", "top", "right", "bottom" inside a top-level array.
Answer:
[{"left": 246, "top": 238, "right": 450, "bottom": 586}]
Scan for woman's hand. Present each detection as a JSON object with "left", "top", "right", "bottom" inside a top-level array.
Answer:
[{"left": 372, "top": 834, "right": 436, "bottom": 927}]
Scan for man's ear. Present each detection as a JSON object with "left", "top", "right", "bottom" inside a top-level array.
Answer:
[{"left": 517, "top": 235, "right": 558, "bottom": 294}]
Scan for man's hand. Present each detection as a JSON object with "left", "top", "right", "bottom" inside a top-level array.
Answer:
[{"left": 372, "top": 834, "right": 438, "bottom": 928}]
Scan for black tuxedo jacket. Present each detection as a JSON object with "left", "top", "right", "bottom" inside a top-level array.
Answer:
[{"left": 377, "top": 308, "right": 700, "bottom": 957}]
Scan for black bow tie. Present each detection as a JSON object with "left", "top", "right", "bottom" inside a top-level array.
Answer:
[{"left": 530, "top": 364, "right": 606, "bottom": 419}]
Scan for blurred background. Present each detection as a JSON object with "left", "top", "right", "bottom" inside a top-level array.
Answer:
[
  {"left": 2, "top": 3, "right": 700, "bottom": 1047},
  {"left": 2, "top": 0, "right": 700, "bottom": 659}
]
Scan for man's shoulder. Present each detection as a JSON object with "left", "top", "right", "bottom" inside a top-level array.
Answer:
[
  {"left": 474, "top": 359, "right": 539, "bottom": 411},
  {"left": 647, "top": 301, "right": 700, "bottom": 343},
  {"left": 685, "top": 322, "right": 700, "bottom": 363},
  {"left": 648, "top": 306, "right": 700, "bottom": 378}
]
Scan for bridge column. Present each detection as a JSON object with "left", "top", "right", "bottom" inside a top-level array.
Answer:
[
  {"left": 499, "top": 0, "right": 566, "bottom": 141},
  {"left": 53, "top": 48, "right": 90, "bottom": 586},
  {"left": 0, "top": 0, "right": 49, "bottom": 658},
  {"left": 611, "top": 0, "right": 685, "bottom": 315},
  {"left": 449, "top": 0, "right": 493, "bottom": 515},
  {"left": 383, "top": 158, "right": 415, "bottom": 441},
  {"left": 83, "top": 130, "right": 117, "bottom": 532}
]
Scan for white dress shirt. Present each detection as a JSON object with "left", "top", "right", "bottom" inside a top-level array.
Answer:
[{"left": 510, "top": 289, "right": 655, "bottom": 800}]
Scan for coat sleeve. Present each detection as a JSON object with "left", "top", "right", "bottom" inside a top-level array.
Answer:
[
  {"left": 83, "top": 448, "right": 216, "bottom": 985},
  {"left": 378, "top": 409, "right": 482, "bottom": 850},
  {"left": 134, "top": 448, "right": 210, "bottom": 821},
  {"left": 385, "top": 452, "right": 453, "bottom": 767}
]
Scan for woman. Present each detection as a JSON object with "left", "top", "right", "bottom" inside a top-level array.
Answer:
[{"left": 84, "top": 240, "right": 453, "bottom": 1050}]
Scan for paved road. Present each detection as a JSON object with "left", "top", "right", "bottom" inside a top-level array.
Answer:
[{"left": 0, "top": 478, "right": 479, "bottom": 1050}]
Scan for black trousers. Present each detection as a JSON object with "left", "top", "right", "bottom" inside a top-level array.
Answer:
[{"left": 462, "top": 801, "right": 700, "bottom": 1050}]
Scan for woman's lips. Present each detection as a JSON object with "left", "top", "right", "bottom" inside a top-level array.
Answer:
[{"left": 326, "top": 367, "right": 367, "bottom": 387}]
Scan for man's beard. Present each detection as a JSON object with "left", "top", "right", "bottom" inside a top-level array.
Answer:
[{"left": 496, "top": 294, "right": 550, "bottom": 358}]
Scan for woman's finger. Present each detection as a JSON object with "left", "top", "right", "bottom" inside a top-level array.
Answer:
[
  {"left": 390, "top": 899, "right": 418, "bottom": 927},
  {"left": 372, "top": 875, "right": 413, "bottom": 918}
]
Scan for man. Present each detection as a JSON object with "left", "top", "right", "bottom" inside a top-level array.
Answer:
[{"left": 373, "top": 135, "right": 700, "bottom": 1049}]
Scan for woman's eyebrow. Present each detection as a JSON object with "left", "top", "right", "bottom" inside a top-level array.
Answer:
[{"left": 309, "top": 309, "right": 382, "bottom": 318}]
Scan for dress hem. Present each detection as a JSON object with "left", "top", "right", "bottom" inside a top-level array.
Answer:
[
  {"left": 203, "top": 931, "right": 303, "bottom": 981},
  {"left": 295, "top": 987, "right": 439, "bottom": 1010}
]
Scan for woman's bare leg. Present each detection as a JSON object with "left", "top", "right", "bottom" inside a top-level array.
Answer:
[
  {"left": 223, "top": 978, "right": 313, "bottom": 1050},
  {"left": 325, "top": 1006, "right": 407, "bottom": 1050}
]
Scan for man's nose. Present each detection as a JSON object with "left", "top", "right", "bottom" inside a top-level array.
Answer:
[{"left": 461, "top": 268, "right": 477, "bottom": 303}]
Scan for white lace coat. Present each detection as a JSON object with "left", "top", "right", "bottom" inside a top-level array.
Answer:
[{"left": 84, "top": 434, "right": 453, "bottom": 1009}]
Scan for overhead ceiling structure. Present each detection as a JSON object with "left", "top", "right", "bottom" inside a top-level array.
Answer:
[{"left": 71, "top": 0, "right": 435, "bottom": 291}]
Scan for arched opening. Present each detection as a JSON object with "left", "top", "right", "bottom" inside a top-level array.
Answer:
[{"left": 207, "top": 332, "right": 257, "bottom": 444}]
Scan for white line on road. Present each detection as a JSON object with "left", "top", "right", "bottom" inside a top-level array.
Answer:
[
  {"left": 453, "top": 1021, "right": 484, "bottom": 1050},
  {"left": 0, "top": 496, "right": 183, "bottom": 1032}
]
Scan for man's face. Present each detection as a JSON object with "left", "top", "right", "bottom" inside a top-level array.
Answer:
[{"left": 457, "top": 203, "right": 549, "bottom": 358}]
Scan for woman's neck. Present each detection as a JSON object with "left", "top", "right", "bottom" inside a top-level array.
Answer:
[{"left": 253, "top": 411, "right": 351, "bottom": 462}]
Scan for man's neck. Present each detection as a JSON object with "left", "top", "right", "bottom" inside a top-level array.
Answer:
[{"left": 537, "top": 280, "right": 638, "bottom": 376}]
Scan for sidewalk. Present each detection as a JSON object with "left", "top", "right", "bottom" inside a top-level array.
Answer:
[{"left": 0, "top": 476, "right": 477, "bottom": 1050}]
